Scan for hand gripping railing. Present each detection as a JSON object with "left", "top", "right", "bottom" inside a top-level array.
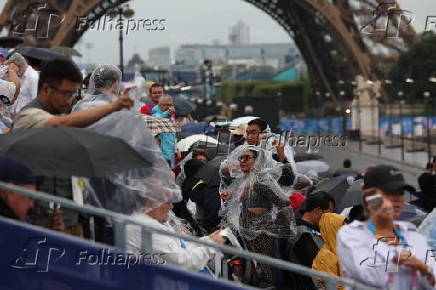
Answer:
[{"left": 0, "top": 181, "right": 375, "bottom": 290}]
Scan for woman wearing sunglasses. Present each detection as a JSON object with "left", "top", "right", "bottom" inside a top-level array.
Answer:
[{"left": 220, "top": 145, "right": 297, "bottom": 288}]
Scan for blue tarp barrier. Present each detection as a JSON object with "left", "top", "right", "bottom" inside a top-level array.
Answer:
[
  {"left": 281, "top": 116, "right": 436, "bottom": 136},
  {"left": 0, "top": 217, "right": 245, "bottom": 290}
]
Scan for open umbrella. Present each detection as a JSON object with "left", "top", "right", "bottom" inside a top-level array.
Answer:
[
  {"left": 142, "top": 115, "right": 180, "bottom": 137},
  {"left": 173, "top": 97, "right": 196, "bottom": 116},
  {"left": 181, "top": 122, "right": 214, "bottom": 135},
  {"left": 14, "top": 47, "right": 70, "bottom": 61},
  {"left": 190, "top": 141, "right": 229, "bottom": 159},
  {"left": 195, "top": 155, "right": 227, "bottom": 186},
  {"left": 295, "top": 160, "right": 329, "bottom": 174},
  {"left": 177, "top": 134, "right": 219, "bottom": 152},
  {"left": 0, "top": 36, "right": 23, "bottom": 48},
  {"left": 51, "top": 46, "right": 82, "bottom": 57},
  {"left": 335, "top": 179, "right": 364, "bottom": 213},
  {"left": 294, "top": 152, "right": 323, "bottom": 162},
  {"left": 204, "top": 115, "right": 228, "bottom": 123},
  {"left": 0, "top": 127, "right": 151, "bottom": 178},
  {"left": 230, "top": 116, "right": 258, "bottom": 128},
  {"left": 313, "top": 176, "right": 353, "bottom": 208}
]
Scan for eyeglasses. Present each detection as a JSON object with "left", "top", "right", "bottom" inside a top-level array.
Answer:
[
  {"left": 238, "top": 155, "right": 256, "bottom": 162},
  {"left": 49, "top": 85, "right": 80, "bottom": 100},
  {"left": 246, "top": 130, "right": 262, "bottom": 136}
]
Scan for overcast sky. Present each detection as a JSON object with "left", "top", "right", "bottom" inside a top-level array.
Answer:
[{"left": 1, "top": 0, "right": 435, "bottom": 65}]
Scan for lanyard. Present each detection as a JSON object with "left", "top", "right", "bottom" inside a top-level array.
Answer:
[{"left": 367, "top": 221, "right": 418, "bottom": 290}]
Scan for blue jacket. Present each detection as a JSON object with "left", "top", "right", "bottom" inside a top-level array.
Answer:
[{"left": 152, "top": 105, "right": 176, "bottom": 163}]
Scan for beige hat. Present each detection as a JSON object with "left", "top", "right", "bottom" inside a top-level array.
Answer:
[{"left": 230, "top": 124, "right": 247, "bottom": 136}]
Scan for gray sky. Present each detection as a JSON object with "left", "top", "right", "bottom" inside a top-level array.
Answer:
[{"left": 1, "top": 0, "right": 435, "bottom": 66}]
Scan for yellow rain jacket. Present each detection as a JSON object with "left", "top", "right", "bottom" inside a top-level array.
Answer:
[{"left": 312, "top": 213, "right": 346, "bottom": 290}]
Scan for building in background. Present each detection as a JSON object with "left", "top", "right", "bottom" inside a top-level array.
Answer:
[
  {"left": 175, "top": 43, "right": 299, "bottom": 70},
  {"left": 148, "top": 46, "right": 171, "bottom": 69},
  {"left": 229, "top": 21, "right": 250, "bottom": 45}
]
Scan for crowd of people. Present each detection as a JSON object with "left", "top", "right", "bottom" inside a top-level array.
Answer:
[{"left": 1, "top": 54, "right": 436, "bottom": 290}]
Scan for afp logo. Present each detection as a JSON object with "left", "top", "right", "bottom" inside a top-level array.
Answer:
[
  {"left": 10, "top": 236, "right": 65, "bottom": 272},
  {"left": 360, "top": 1, "right": 413, "bottom": 38}
]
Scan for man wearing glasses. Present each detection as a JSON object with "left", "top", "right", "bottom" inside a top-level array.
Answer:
[{"left": 12, "top": 59, "right": 133, "bottom": 132}]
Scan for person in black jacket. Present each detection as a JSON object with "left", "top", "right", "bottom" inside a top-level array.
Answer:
[
  {"left": 417, "top": 162, "right": 436, "bottom": 210},
  {"left": 289, "top": 192, "right": 335, "bottom": 290},
  {"left": 173, "top": 159, "right": 206, "bottom": 235}
]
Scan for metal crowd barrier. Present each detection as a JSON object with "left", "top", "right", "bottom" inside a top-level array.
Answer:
[{"left": 0, "top": 181, "right": 374, "bottom": 290}]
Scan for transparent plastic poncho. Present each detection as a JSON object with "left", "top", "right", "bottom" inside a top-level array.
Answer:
[
  {"left": 417, "top": 208, "right": 436, "bottom": 250},
  {"left": 76, "top": 111, "right": 181, "bottom": 215},
  {"left": 87, "top": 64, "right": 122, "bottom": 95},
  {"left": 219, "top": 145, "right": 297, "bottom": 241}
]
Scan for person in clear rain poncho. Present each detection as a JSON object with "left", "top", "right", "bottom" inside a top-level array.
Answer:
[
  {"left": 219, "top": 145, "right": 297, "bottom": 287},
  {"left": 73, "top": 64, "right": 123, "bottom": 111}
]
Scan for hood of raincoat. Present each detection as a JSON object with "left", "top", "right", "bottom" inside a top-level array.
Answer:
[{"left": 319, "top": 213, "right": 346, "bottom": 254}]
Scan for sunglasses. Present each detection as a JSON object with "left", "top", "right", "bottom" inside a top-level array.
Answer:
[{"left": 238, "top": 155, "right": 256, "bottom": 162}]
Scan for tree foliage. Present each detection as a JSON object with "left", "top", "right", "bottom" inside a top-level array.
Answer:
[{"left": 388, "top": 32, "right": 436, "bottom": 101}]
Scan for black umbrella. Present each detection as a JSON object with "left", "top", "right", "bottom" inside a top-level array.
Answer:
[
  {"left": 203, "top": 115, "right": 228, "bottom": 123},
  {"left": 313, "top": 176, "right": 352, "bottom": 208},
  {"left": 335, "top": 179, "right": 364, "bottom": 213},
  {"left": 14, "top": 46, "right": 70, "bottom": 61},
  {"left": 190, "top": 141, "right": 228, "bottom": 159},
  {"left": 173, "top": 97, "right": 196, "bottom": 116},
  {"left": 195, "top": 155, "right": 227, "bottom": 186},
  {"left": 294, "top": 152, "right": 323, "bottom": 162},
  {"left": 0, "top": 127, "right": 151, "bottom": 178},
  {"left": 0, "top": 36, "right": 23, "bottom": 48}
]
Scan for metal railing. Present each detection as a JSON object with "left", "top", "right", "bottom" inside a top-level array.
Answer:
[{"left": 0, "top": 181, "right": 374, "bottom": 290}]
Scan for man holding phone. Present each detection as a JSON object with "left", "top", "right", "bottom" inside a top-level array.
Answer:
[{"left": 362, "top": 165, "right": 415, "bottom": 219}]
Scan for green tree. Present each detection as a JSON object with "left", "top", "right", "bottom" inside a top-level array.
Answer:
[{"left": 388, "top": 32, "right": 436, "bottom": 101}]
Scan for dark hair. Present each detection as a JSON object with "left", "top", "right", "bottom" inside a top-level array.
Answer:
[
  {"left": 192, "top": 149, "right": 209, "bottom": 160},
  {"left": 346, "top": 204, "right": 366, "bottom": 223},
  {"left": 38, "top": 60, "right": 82, "bottom": 92},
  {"left": 426, "top": 162, "right": 433, "bottom": 169},
  {"left": 247, "top": 118, "right": 268, "bottom": 132},
  {"left": 343, "top": 159, "right": 351, "bottom": 168},
  {"left": 303, "top": 191, "right": 335, "bottom": 212},
  {"left": 149, "top": 82, "right": 164, "bottom": 94}
]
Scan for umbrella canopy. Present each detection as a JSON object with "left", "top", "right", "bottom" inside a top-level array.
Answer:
[
  {"left": 204, "top": 115, "right": 228, "bottom": 123},
  {"left": 51, "top": 46, "right": 82, "bottom": 57},
  {"left": 173, "top": 97, "right": 196, "bottom": 116},
  {"left": 14, "top": 47, "right": 70, "bottom": 61},
  {"left": 142, "top": 115, "right": 180, "bottom": 137},
  {"left": 190, "top": 141, "right": 229, "bottom": 159},
  {"left": 0, "top": 127, "right": 151, "bottom": 178},
  {"left": 314, "top": 176, "right": 353, "bottom": 208},
  {"left": 0, "top": 36, "right": 23, "bottom": 48},
  {"left": 230, "top": 116, "right": 258, "bottom": 128},
  {"left": 195, "top": 155, "right": 227, "bottom": 186},
  {"left": 177, "top": 134, "right": 219, "bottom": 152},
  {"left": 294, "top": 152, "right": 323, "bottom": 162},
  {"left": 295, "top": 160, "right": 329, "bottom": 174},
  {"left": 181, "top": 122, "right": 214, "bottom": 135},
  {"left": 335, "top": 179, "right": 364, "bottom": 213}
]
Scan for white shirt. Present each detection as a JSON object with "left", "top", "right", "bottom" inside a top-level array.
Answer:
[
  {"left": 125, "top": 213, "right": 216, "bottom": 272},
  {"left": 337, "top": 220, "right": 436, "bottom": 290},
  {"left": 12, "top": 66, "right": 38, "bottom": 112}
]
